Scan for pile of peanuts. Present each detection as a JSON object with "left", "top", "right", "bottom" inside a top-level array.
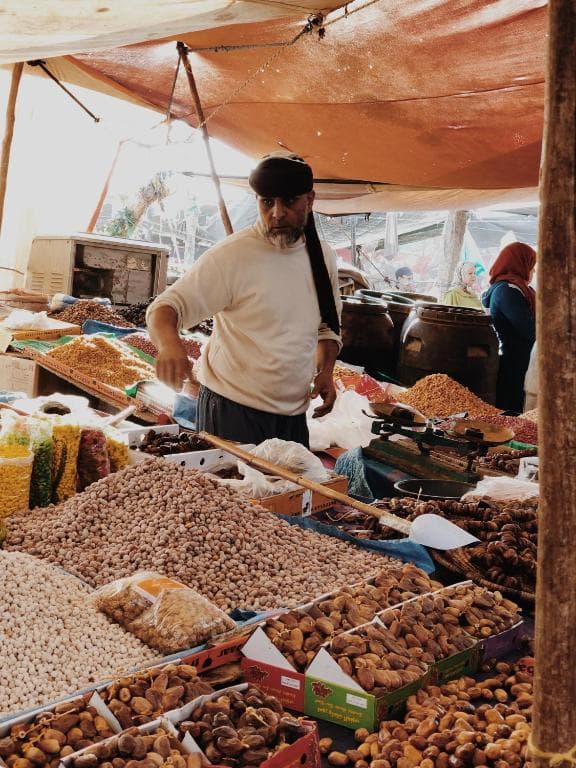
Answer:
[
  {"left": 52, "top": 301, "right": 135, "bottom": 328},
  {"left": 0, "top": 697, "right": 118, "bottom": 768},
  {"left": 0, "top": 550, "right": 158, "bottom": 716},
  {"left": 5, "top": 460, "right": 390, "bottom": 611},
  {"left": 324, "top": 658, "right": 534, "bottom": 768},
  {"left": 46, "top": 336, "right": 156, "bottom": 389},
  {"left": 100, "top": 663, "right": 214, "bottom": 728},
  {"left": 396, "top": 374, "right": 499, "bottom": 419},
  {"left": 264, "top": 564, "right": 443, "bottom": 671}
]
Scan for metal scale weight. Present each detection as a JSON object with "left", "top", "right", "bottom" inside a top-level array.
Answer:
[{"left": 363, "top": 402, "right": 514, "bottom": 483}]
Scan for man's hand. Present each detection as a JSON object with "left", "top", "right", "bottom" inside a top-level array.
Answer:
[
  {"left": 155, "top": 340, "right": 194, "bottom": 391},
  {"left": 311, "top": 370, "right": 337, "bottom": 418}
]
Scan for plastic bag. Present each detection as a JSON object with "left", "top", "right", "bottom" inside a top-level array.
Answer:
[
  {"left": 2, "top": 309, "right": 53, "bottom": 330},
  {"left": 51, "top": 420, "right": 81, "bottom": 502},
  {"left": 77, "top": 427, "right": 111, "bottom": 490},
  {"left": 216, "top": 439, "right": 330, "bottom": 497},
  {"left": 29, "top": 416, "right": 53, "bottom": 508},
  {"left": 517, "top": 456, "right": 539, "bottom": 483},
  {"left": 462, "top": 476, "right": 539, "bottom": 502},
  {"left": 92, "top": 572, "right": 236, "bottom": 654},
  {"left": 0, "top": 411, "right": 31, "bottom": 447},
  {"left": 307, "top": 389, "right": 376, "bottom": 451},
  {"left": 0, "top": 445, "right": 33, "bottom": 517}
]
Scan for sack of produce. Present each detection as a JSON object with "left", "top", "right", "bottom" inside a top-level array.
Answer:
[
  {"left": 92, "top": 571, "right": 237, "bottom": 654},
  {"left": 51, "top": 421, "right": 81, "bottom": 502},
  {"left": 77, "top": 426, "right": 111, "bottom": 490},
  {"left": 0, "top": 446, "right": 33, "bottom": 517},
  {"left": 29, "top": 416, "right": 53, "bottom": 507}
]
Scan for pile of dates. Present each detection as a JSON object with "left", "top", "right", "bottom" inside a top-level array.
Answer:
[
  {"left": 137, "top": 431, "right": 213, "bottom": 456},
  {"left": 325, "top": 657, "right": 534, "bottom": 768},
  {"left": 263, "top": 564, "right": 442, "bottom": 671},
  {"left": 70, "top": 727, "right": 200, "bottom": 768},
  {"left": 0, "top": 699, "right": 117, "bottom": 768},
  {"left": 178, "top": 686, "right": 307, "bottom": 767},
  {"left": 100, "top": 664, "right": 213, "bottom": 728}
]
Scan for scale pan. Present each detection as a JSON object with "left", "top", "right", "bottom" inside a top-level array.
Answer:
[
  {"left": 369, "top": 401, "right": 427, "bottom": 425},
  {"left": 450, "top": 419, "right": 514, "bottom": 445}
]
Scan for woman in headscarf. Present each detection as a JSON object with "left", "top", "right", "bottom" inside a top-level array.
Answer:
[
  {"left": 442, "top": 262, "right": 483, "bottom": 308},
  {"left": 482, "top": 242, "right": 536, "bottom": 412}
]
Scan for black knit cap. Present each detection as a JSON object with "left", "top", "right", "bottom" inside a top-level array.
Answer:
[
  {"left": 249, "top": 153, "right": 313, "bottom": 198},
  {"left": 249, "top": 152, "right": 340, "bottom": 336}
]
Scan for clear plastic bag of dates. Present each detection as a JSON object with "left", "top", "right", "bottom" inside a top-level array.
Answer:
[
  {"left": 77, "top": 426, "right": 111, "bottom": 490},
  {"left": 92, "top": 571, "right": 236, "bottom": 654}
]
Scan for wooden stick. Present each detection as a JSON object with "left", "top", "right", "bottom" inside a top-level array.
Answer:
[
  {"left": 177, "top": 42, "right": 233, "bottom": 236},
  {"left": 0, "top": 63, "right": 24, "bottom": 237},
  {"left": 533, "top": 0, "right": 576, "bottom": 764},
  {"left": 198, "top": 430, "right": 411, "bottom": 534}
]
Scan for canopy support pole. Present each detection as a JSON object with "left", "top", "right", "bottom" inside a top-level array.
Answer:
[
  {"left": 86, "top": 140, "right": 125, "bottom": 232},
  {"left": 532, "top": 0, "right": 576, "bottom": 764},
  {"left": 177, "top": 42, "right": 233, "bottom": 236},
  {"left": 0, "top": 62, "right": 24, "bottom": 237}
]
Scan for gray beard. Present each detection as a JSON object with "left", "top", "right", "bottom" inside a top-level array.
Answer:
[{"left": 264, "top": 228, "right": 303, "bottom": 248}]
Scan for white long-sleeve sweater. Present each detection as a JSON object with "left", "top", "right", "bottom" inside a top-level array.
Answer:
[{"left": 147, "top": 222, "right": 342, "bottom": 415}]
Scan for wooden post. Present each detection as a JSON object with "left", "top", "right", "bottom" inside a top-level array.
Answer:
[
  {"left": 0, "top": 62, "right": 24, "bottom": 236},
  {"left": 436, "top": 210, "right": 469, "bottom": 296},
  {"left": 177, "top": 42, "right": 233, "bottom": 236},
  {"left": 532, "top": 0, "right": 576, "bottom": 765}
]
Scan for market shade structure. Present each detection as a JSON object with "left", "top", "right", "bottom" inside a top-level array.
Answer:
[{"left": 59, "top": 0, "right": 546, "bottom": 196}]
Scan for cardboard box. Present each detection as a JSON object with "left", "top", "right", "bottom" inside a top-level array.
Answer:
[
  {"left": 0, "top": 353, "right": 39, "bottom": 397},
  {"left": 480, "top": 621, "right": 525, "bottom": 662},
  {"left": 170, "top": 685, "right": 321, "bottom": 768},
  {"left": 257, "top": 475, "right": 348, "bottom": 516}
]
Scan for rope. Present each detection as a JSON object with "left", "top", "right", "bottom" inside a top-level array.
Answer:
[{"left": 528, "top": 734, "right": 576, "bottom": 766}]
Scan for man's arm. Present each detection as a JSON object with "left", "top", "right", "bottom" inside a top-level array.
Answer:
[
  {"left": 147, "top": 305, "right": 198, "bottom": 393},
  {"left": 311, "top": 339, "right": 339, "bottom": 417}
]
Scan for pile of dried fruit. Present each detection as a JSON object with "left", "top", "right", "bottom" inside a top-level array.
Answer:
[
  {"left": 0, "top": 696, "right": 118, "bottom": 767},
  {"left": 0, "top": 550, "right": 157, "bottom": 716},
  {"left": 135, "top": 430, "right": 213, "bottom": 455},
  {"left": 52, "top": 300, "right": 134, "bottom": 328},
  {"left": 69, "top": 726, "right": 199, "bottom": 768},
  {"left": 46, "top": 335, "right": 156, "bottom": 389},
  {"left": 429, "top": 583, "right": 521, "bottom": 638},
  {"left": 178, "top": 686, "right": 307, "bottom": 766},
  {"left": 324, "top": 658, "right": 534, "bottom": 768},
  {"left": 116, "top": 299, "right": 154, "bottom": 327},
  {"left": 264, "top": 564, "right": 443, "bottom": 671},
  {"left": 5, "top": 459, "right": 390, "bottom": 611},
  {"left": 99, "top": 663, "right": 213, "bottom": 727},
  {"left": 396, "top": 374, "right": 499, "bottom": 418},
  {"left": 479, "top": 448, "right": 538, "bottom": 474}
]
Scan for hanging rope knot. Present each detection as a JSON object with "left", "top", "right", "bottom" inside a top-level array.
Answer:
[{"left": 528, "top": 735, "right": 576, "bottom": 767}]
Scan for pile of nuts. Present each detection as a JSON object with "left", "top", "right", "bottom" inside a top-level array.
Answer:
[
  {"left": 46, "top": 336, "right": 156, "bottom": 389},
  {"left": 52, "top": 301, "right": 135, "bottom": 328},
  {"left": 5, "top": 460, "right": 390, "bottom": 610},
  {"left": 178, "top": 686, "right": 307, "bottom": 767},
  {"left": 69, "top": 726, "right": 199, "bottom": 768},
  {"left": 396, "top": 375, "right": 499, "bottom": 419},
  {"left": 122, "top": 333, "right": 202, "bottom": 361},
  {"left": 427, "top": 584, "right": 521, "bottom": 638},
  {"left": 0, "top": 697, "right": 117, "bottom": 768},
  {"left": 99, "top": 664, "right": 214, "bottom": 728},
  {"left": 325, "top": 658, "right": 534, "bottom": 768},
  {"left": 327, "top": 622, "right": 429, "bottom": 693},
  {"left": 135, "top": 431, "right": 214, "bottom": 455},
  {"left": 263, "top": 564, "right": 443, "bottom": 671},
  {"left": 0, "top": 551, "right": 157, "bottom": 716}
]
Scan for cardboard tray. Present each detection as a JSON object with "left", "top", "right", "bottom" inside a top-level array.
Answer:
[
  {"left": 6, "top": 323, "right": 81, "bottom": 340},
  {"left": 256, "top": 475, "right": 349, "bottom": 516}
]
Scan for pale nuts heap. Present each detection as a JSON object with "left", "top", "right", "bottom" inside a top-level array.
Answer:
[
  {"left": 0, "top": 551, "right": 158, "bottom": 717},
  {"left": 5, "top": 460, "right": 391, "bottom": 611}
]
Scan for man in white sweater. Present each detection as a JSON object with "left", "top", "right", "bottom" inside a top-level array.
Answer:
[{"left": 147, "top": 153, "right": 342, "bottom": 446}]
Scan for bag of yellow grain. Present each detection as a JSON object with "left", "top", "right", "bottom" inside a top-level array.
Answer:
[
  {"left": 104, "top": 426, "right": 129, "bottom": 473},
  {"left": 0, "top": 445, "right": 33, "bottom": 517},
  {"left": 51, "top": 421, "right": 81, "bottom": 503}
]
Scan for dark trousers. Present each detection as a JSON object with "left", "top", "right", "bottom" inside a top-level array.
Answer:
[{"left": 197, "top": 386, "right": 310, "bottom": 447}]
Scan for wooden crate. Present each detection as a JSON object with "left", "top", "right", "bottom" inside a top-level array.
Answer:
[
  {"left": 256, "top": 475, "right": 348, "bottom": 516},
  {"left": 0, "top": 353, "right": 40, "bottom": 396}
]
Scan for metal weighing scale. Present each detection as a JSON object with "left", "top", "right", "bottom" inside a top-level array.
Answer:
[{"left": 363, "top": 402, "right": 514, "bottom": 483}]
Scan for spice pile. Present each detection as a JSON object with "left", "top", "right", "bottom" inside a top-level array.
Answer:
[
  {"left": 122, "top": 332, "right": 202, "bottom": 361},
  {"left": 52, "top": 300, "right": 134, "bottom": 328},
  {"left": 46, "top": 335, "right": 156, "bottom": 389},
  {"left": 522, "top": 408, "right": 538, "bottom": 423},
  {"left": 5, "top": 459, "right": 391, "bottom": 611},
  {"left": 0, "top": 550, "right": 158, "bottom": 716},
  {"left": 396, "top": 374, "right": 499, "bottom": 418}
]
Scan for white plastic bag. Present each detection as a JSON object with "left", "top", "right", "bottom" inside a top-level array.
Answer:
[
  {"left": 3, "top": 309, "right": 53, "bottom": 329},
  {"left": 462, "top": 476, "right": 539, "bottom": 502},
  {"left": 307, "top": 389, "right": 375, "bottom": 450}
]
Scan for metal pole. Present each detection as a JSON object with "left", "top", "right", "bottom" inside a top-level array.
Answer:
[
  {"left": 177, "top": 42, "right": 233, "bottom": 236},
  {"left": 350, "top": 216, "right": 357, "bottom": 267}
]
